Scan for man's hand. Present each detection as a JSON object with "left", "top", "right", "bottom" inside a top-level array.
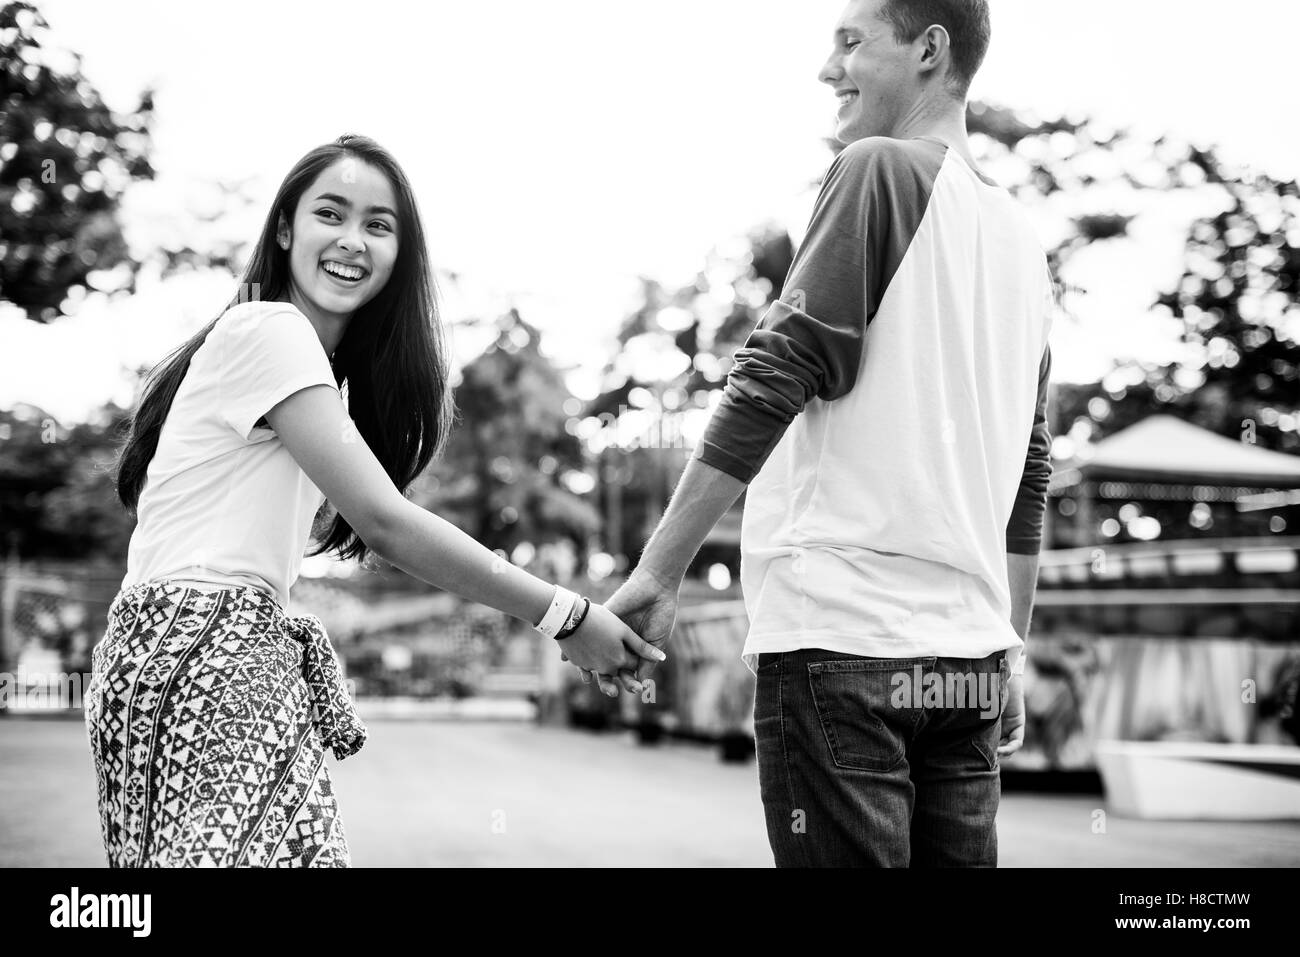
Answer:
[
  {"left": 607, "top": 571, "right": 680, "bottom": 683},
  {"left": 563, "top": 571, "right": 680, "bottom": 690},
  {"left": 997, "top": 674, "right": 1025, "bottom": 757},
  {"left": 557, "top": 602, "right": 666, "bottom": 698}
]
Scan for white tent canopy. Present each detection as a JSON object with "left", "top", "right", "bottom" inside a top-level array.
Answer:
[{"left": 1065, "top": 415, "right": 1300, "bottom": 485}]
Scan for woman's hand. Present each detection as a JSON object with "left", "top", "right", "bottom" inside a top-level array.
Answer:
[
  {"left": 565, "top": 572, "right": 680, "bottom": 693},
  {"left": 557, "top": 602, "right": 666, "bottom": 698}
]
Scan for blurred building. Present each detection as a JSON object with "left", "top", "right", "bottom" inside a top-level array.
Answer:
[{"left": 1048, "top": 415, "right": 1300, "bottom": 548}]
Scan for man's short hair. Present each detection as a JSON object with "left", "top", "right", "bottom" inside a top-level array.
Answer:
[{"left": 877, "top": 0, "right": 991, "bottom": 98}]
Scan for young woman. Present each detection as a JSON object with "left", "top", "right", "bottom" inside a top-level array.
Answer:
[{"left": 86, "top": 133, "right": 662, "bottom": 868}]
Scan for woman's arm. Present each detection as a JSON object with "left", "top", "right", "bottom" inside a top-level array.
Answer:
[{"left": 266, "top": 384, "right": 662, "bottom": 691}]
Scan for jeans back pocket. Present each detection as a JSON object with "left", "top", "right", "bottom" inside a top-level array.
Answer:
[{"left": 806, "top": 658, "right": 926, "bottom": 773}]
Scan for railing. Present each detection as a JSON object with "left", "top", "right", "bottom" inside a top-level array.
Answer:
[
  {"left": 1038, "top": 537, "right": 1300, "bottom": 587},
  {"left": 1034, "top": 537, "right": 1300, "bottom": 642}
]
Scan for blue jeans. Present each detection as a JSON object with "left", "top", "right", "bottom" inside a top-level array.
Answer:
[{"left": 754, "top": 649, "right": 1008, "bottom": 867}]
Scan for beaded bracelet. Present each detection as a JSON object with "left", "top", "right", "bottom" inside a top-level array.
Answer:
[{"left": 556, "top": 597, "right": 591, "bottom": 641}]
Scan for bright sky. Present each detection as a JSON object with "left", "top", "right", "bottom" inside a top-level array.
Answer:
[{"left": 5, "top": 0, "right": 1300, "bottom": 421}]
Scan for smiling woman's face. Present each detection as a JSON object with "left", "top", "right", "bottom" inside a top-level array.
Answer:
[{"left": 279, "top": 157, "right": 400, "bottom": 323}]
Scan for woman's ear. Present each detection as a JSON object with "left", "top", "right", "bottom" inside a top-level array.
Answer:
[{"left": 276, "top": 213, "right": 291, "bottom": 251}]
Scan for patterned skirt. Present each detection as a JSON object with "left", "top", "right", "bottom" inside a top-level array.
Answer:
[{"left": 84, "top": 580, "right": 368, "bottom": 868}]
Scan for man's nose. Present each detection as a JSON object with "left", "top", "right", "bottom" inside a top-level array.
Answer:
[{"left": 818, "top": 53, "right": 842, "bottom": 86}]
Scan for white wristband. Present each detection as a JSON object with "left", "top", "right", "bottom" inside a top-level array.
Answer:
[
  {"left": 1009, "top": 650, "right": 1027, "bottom": 677},
  {"left": 533, "top": 585, "right": 579, "bottom": 640}
]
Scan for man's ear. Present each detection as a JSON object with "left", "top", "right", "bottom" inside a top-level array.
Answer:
[
  {"left": 276, "top": 213, "right": 291, "bottom": 251},
  {"left": 917, "top": 24, "right": 951, "bottom": 79}
]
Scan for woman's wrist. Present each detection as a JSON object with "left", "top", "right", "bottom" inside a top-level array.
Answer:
[
  {"left": 532, "top": 585, "right": 580, "bottom": 639},
  {"left": 555, "top": 597, "right": 590, "bottom": 640}
]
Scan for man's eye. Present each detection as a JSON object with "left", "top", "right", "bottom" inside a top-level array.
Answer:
[{"left": 845, "top": 39, "right": 860, "bottom": 50}]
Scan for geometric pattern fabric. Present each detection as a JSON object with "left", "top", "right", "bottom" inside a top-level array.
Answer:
[{"left": 84, "top": 580, "right": 367, "bottom": 867}]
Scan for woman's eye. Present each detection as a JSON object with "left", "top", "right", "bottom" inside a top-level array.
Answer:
[
  {"left": 316, "top": 208, "right": 340, "bottom": 221},
  {"left": 370, "top": 220, "right": 393, "bottom": 232}
]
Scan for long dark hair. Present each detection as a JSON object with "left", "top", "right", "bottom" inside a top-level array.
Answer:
[{"left": 116, "top": 133, "right": 455, "bottom": 562}]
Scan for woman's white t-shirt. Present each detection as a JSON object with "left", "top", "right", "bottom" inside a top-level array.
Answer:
[{"left": 121, "top": 300, "right": 341, "bottom": 607}]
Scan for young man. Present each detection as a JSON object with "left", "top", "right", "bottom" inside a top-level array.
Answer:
[{"left": 602, "top": 0, "right": 1054, "bottom": 866}]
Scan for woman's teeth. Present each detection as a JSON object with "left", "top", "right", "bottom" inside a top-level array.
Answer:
[{"left": 322, "top": 261, "right": 365, "bottom": 282}]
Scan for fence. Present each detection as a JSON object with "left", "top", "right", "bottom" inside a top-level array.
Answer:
[
  {"left": 0, "top": 561, "right": 540, "bottom": 710},
  {"left": 0, "top": 558, "right": 121, "bottom": 712},
  {"left": 0, "top": 560, "right": 120, "bottom": 673}
]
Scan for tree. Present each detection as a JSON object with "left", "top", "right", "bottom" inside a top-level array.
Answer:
[
  {"left": 0, "top": 401, "right": 135, "bottom": 559},
  {"left": 582, "top": 102, "right": 1299, "bottom": 561},
  {"left": 1147, "top": 166, "right": 1300, "bottom": 451},
  {"left": 581, "top": 226, "right": 793, "bottom": 570},
  {"left": 961, "top": 102, "right": 1299, "bottom": 549},
  {"left": 410, "top": 308, "right": 600, "bottom": 559},
  {"left": 965, "top": 102, "right": 1299, "bottom": 455},
  {"left": 0, "top": 1, "right": 155, "bottom": 321}
]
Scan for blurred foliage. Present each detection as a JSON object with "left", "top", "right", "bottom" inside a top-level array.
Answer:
[
  {"left": 1139, "top": 171, "right": 1300, "bottom": 449},
  {"left": 581, "top": 226, "right": 793, "bottom": 570},
  {"left": 0, "top": 403, "right": 135, "bottom": 558},
  {"left": 964, "top": 102, "right": 1300, "bottom": 456},
  {"left": 576, "top": 102, "right": 1299, "bottom": 563},
  {"left": 407, "top": 309, "right": 600, "bottom": 557},
  {"left": 2, "top": 33, "right": 1296, "bottom": 566},
  {"left": 0, "top": 2, "right": 155, "bottom": 321}
]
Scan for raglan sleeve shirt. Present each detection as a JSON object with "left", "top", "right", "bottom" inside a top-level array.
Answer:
[
  {"left": 1005, "top": 343, "right": 1053, "bottom": 555},
  {"left": 694, "top": 141, "right": 888, "bottom": 484},
  {"left": 217, "top": 303, "right": 341, "bottom": 441},
  {"left": 694, "top": 137, "right": 1054, "bottom": 558}
]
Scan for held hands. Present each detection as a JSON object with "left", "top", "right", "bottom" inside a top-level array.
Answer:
[
  {"left": 562, "top": 571, "right": 680, "bottom": 694},
  {"left": 557, "top": 601, "right": 666, "bottom": 698},
  {"left": 606, "top": 571, "right": 679, "bottom": 683}
]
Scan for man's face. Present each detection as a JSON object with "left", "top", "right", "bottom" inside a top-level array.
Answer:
[{"left": 818, "top": 0, "right": 922, "bottom": 144}]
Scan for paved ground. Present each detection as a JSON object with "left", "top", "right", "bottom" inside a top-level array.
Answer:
[{"left": 3, "top": 716, "right": 1298, "bottom": 867}]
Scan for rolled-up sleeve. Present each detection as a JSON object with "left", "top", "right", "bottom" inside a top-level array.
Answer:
[
  {"left": 1005, "top": 345, "right": 1054, "bottom": 555},
  {"left": 694, "top": 145, "right": 878, "bottom": 484}
]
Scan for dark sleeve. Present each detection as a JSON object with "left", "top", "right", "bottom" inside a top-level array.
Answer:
[
  {"left": 1005, "top": 345, "right": 1054, "bottom": 555},
  {"left": 694, "top": 143, "right": 889, "bottom": 484}
]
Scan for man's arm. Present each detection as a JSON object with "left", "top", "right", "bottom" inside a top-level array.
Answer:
[
  {"left": 632, "top": 145, "right": 895, "bottom": 579},
  {"left": 693, "top": 143, "right": 888, "bottom": 483},
  {"left": 998, "top": 343, "right": 1052, "bottom": 756},
  {"left": 602, "top": 144, "right": 903, "bottom": 677},
  {"left": 587, "top": 457, "right": 745, "bottom": 683},
  {"left": 633, "top": 456, "right": 749, "bottom": 587},
  {"left": 1005, "top": 344, "right": 1054, "bottom": 656},
  {"left": 1007, "top": 553, "right": 1039, "bottom": 644}
]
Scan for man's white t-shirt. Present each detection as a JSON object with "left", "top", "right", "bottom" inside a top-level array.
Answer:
[
  {"left": 121, "top": 300, "right": 341, "bottom": 607},
  {"left": 694, "top": 137, "right": 1055, "bottom": 675}
]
